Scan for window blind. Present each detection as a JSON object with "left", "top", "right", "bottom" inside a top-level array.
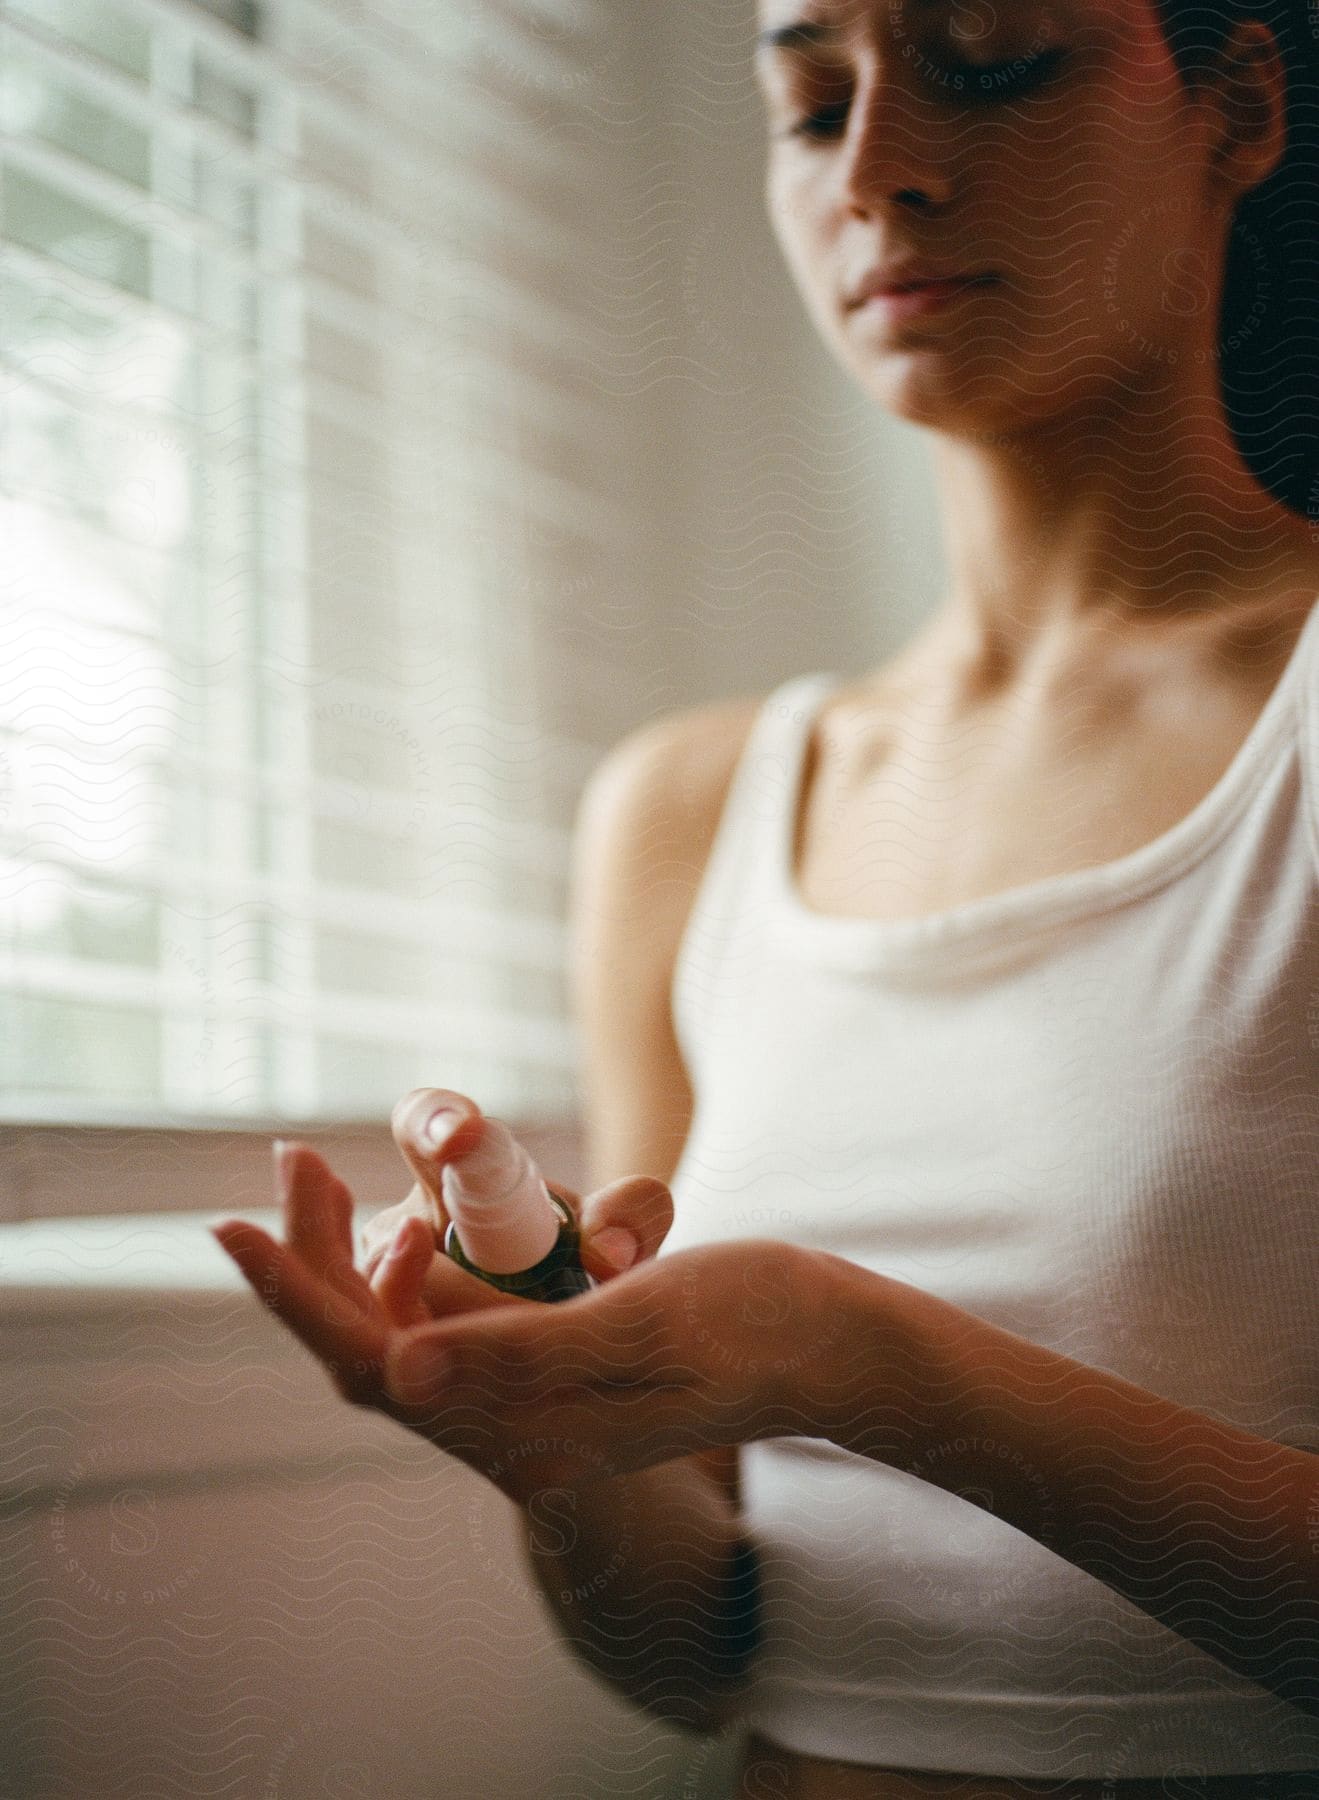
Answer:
[{"left": 0, "top": 0, "right": 633, "bottom": 1129}]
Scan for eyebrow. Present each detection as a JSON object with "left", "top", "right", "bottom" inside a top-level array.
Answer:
[
  {"left": 756, "top": 3, "right": 975, "bottom": 55},
  {"left": 756, "top": 21, "right": 842, "bottom": 55}
]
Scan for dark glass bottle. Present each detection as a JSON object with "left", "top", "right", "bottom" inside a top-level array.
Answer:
[{"left": 443, "top": 1191, "right": 593, "bottom": 1303}]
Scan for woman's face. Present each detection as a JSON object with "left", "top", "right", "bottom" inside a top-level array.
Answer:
[{"left": 755, "top": 0, "right": 1241, "bottom": 434}]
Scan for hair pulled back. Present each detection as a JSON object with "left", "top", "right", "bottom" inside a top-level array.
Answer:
[{"left": 1154, "top": 0, "right": 1319, "bottom": 518}]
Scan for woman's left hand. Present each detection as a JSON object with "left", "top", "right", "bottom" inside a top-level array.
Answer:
[
  {"left": 381, "top": 1230, "right": 856, "bottom": 1489},
  {"left": 210, "top": 1142, "right": 871, "bottom": 1496}
]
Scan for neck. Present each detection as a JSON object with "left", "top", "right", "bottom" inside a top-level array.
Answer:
[{"left": 924, "top": 358, "right": 1319, "bottom": 687}]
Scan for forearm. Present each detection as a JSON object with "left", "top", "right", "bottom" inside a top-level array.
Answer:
[
  {"left": 825, "top": 1256, "right": 1319, "bottom": 1719},
  {"left": 517, "top": 1453, "right": 762, "bottom": 1734}
]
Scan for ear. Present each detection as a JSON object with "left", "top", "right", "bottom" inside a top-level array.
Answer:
[{"left": 1198, "top": 17, "right": 1290, "bottom": 203}]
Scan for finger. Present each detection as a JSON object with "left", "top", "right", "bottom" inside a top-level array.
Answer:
[
  {"left": 370, "top": 1216, "right": 435, "bottom": 1326},
  {"left": 280, "top": 1142, "right": 357, "bottom": 1290},
  {"left": 360, "top": 1189, "right": 435, "bottom": 1280},
  {"left": 577, "top": 1176, "right": 673, "bottom": 1282},
  {"left": 371, "top": 1218, "right": 542, "bottom": 1325},
  {"left": 212, "top": 1218, "right": 387, "bottom": 1403},
  {"left": 389, "top": 1087, "right": 486, "bottom": 1227},
  {"left": 361, "top": 1238, "right": 392, "bottom": 1284},
  {"left": 282, "top": 1148, "right": 377, "bottom": 1329}
]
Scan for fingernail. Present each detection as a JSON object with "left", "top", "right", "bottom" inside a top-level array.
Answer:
[
  {"left": 594, "top": 1227, "right": 638, "bottom": 1272},
  {"left": 272, "top": 1138, "right": 293, "bottom": 1189},
  {"left": 392, "top": 1336, "right": 451, "bottom": 1394},
  {"left": 422, "top": 1108, "right": 465, "bottom": 1152},
  {"left": 385, "top": 1221, "right": 414, "bottom": 1261}
]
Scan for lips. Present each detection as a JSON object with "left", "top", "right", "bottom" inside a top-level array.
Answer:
[{"left": 849, "top": 271, "right": 996, "bottom": 307}]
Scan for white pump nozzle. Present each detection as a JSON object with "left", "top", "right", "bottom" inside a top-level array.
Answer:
[{"left": 440, "top": 1117, "right": 561, "bottom": 1275}]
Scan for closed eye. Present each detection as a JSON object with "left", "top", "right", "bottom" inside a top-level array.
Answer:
[
  {"left": 956, "top": 47, "right": 1068, "bottom": 105},
  {"left": 783, "top": 48, "right": 1068, "bottom": 139},
  {"left": 787, "top": 100, "right": 851, "bottom": 140}
]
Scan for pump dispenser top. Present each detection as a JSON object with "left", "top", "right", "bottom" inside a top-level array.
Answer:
[{"left": 440, "top": 1115, "right": 562, "bottom": 1275}]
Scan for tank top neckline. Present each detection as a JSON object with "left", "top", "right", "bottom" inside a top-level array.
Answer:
[{"left": 767, "top": 592, "right": 1319, "bottom": 972}]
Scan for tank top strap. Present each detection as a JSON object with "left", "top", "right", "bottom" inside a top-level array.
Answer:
[
  {"left": 1296, "top": 591, "right": 1319, "bottom": 877},
  {"left": 670, "top": 672, "right": 840, "bottom": 1083}
]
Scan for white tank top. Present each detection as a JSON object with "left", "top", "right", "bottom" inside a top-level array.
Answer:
[{"left": 657, "top": 600, "right": 1319, "bottom": 1780}]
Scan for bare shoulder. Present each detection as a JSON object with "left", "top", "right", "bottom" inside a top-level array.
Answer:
[
  {"left": 650, "top": 691, "right": 767, "bottom": 843},
  {"left": 569, "top": 691, "right": 769, "bottom": 1179},
  {"left": 582, "top": 691, "right": 768, "bottom": 916},
  {"left": 605, "top": 691, "right": 765, "bottom": 794}
]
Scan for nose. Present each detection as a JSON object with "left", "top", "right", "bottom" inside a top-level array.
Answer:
[{"left": 839, "top": 59, "right": 955, "bottom": 215}]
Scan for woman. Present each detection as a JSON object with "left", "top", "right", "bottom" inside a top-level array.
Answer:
[{"left": 214, "top": 0, "right": 1319, "bottom": 1791}]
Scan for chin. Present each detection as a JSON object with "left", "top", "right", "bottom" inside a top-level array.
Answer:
[
  {"left": 848, "top": 332, "right": 1105, "bottom": 441},
  {"left": 851, "top": 360, "right": 1014, "bottom": 434}
]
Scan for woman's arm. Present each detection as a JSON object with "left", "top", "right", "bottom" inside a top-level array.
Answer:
[
  {"left": 517, "top": 1461, "right": 761, "bottom": 1734},
  {"left": 538, "top": 704, "right": 764, "bottom": 1730},
  {"left": 824, "top": 1255, "right": 1319, "bottom": 1719},
  {"left": 292, "top": 1214, "right": 1315, "bottom": 1724}
]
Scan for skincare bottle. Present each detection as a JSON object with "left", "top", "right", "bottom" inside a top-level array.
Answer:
[{"left": 440, "top": 1115, "right": 593, "bottom": 1303}]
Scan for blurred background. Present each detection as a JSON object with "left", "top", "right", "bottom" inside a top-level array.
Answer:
[{"left": 0, "top": 1, "right": 946, "bottom": 1793}]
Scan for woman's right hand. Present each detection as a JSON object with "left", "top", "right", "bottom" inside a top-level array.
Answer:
[
  {"left": 358, "top": 1086, "right": 674, "bottom": 1322},
  {"left": 354, "top": 1087, "right": 481, "bottom": 1280}
]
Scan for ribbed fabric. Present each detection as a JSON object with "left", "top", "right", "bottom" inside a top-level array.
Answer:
[{"left": 657, "top": 597, "right": 1319, "bottom": 1779}]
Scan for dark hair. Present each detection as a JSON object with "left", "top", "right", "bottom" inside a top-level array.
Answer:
[{"left": 1152, "top": 0, "right": 1319, "bottom": 519}]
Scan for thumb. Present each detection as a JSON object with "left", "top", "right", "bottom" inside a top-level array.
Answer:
[{"left": 578, "top": 1175, "right": 673, "bottom": 1281}]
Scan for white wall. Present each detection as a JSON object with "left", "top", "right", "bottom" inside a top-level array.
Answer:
[{"left": 617, "top": 0, "right": 948, "bottom": 717}]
